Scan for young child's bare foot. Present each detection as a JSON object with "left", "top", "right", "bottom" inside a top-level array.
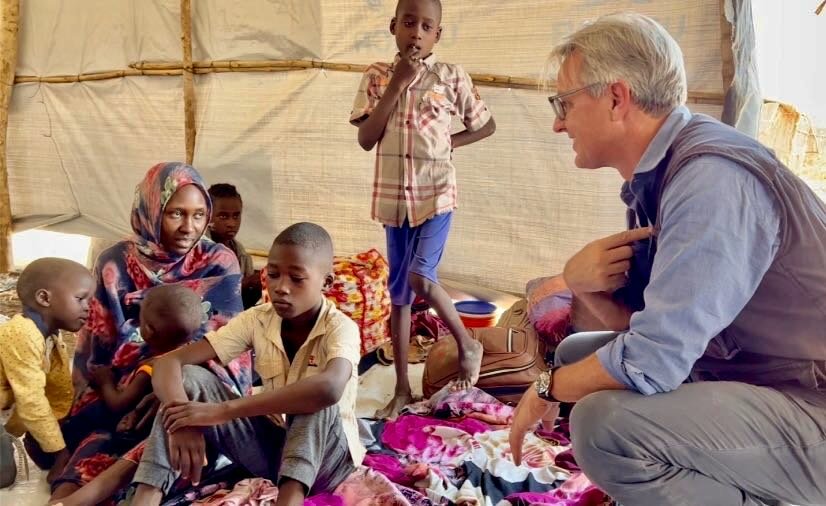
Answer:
[
  {"left": 49, "top": 483, "right": 79, "bottom": 503},
  {"left": 375, "top": 390, "right": 415, "bottom": 419},
  {"left": 453, "top": 338, "right": 483, "bottom": 390},
  {"left": 49, "top": 485, "right": 84, "bottom": 506},
  {"left": 50, "top": 497, "right": 81, "bottom": 506}
]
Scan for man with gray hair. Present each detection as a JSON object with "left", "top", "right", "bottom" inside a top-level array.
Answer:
[{"left": 509, "top": 12, "right": 826, "bottom": 506}]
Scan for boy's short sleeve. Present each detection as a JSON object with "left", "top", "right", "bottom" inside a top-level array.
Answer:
[
  {"left": 453, "top": 65, "right": 492, "bottom": 132},
  {"left": 205, "top": 309, "right": 256, "bottom": 366},
  {"left": 350, "top": 69, "right": 380, "bottom": 125},
  {"left": 323, "top": 318, "right": 361, "bottom": 377}
]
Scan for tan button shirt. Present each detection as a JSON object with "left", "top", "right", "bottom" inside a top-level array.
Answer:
[
  {"left": 350, "top": 53, "right": 492, "bottom": 227},
  {"left": 206, "top": 298, "right": 365, "bottom": 465}
]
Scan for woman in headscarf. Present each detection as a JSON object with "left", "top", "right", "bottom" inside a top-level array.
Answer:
[{"left": 49, "top": 162, "right": 253, "bottom": 500}]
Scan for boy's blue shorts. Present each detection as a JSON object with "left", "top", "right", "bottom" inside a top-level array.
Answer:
[{"left": 385, "top": 212, "right": 453, "bottom": 306}]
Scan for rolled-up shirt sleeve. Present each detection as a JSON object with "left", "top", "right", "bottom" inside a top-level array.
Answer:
[{"left": 596, "top": 155, "right": 780, "bottom": 394}]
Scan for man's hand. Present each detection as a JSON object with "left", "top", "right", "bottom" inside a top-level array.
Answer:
[
  {"left": 162, "top": 401, "right": 228, "bottom": 433},
  {"left": 167, "top": 427, "right": 206, "bottom": 485},
  {"left": 508, "top": 388, "right": 552, "bottom": 466},
  {"left": 390, "top": 47, "right": 421, "bottom": 90},
  {"left": 563, "top": 227, "right": 653, "bottom": 295},
  {"left": 88, "top": 364, "right": 115, "bottom": 388}
]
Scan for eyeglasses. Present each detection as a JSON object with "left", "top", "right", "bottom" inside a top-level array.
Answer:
[{"left": 547, "top": 83, "right": 600, "bottom": 121}]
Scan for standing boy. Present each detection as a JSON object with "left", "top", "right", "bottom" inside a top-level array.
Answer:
[{"left": 350, "top": 0, "right": 496, "bottom": 417}]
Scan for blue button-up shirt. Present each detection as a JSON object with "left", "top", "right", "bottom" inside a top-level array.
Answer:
[{"left": 595, "top": 106, "right": 781, "bottom": 394}]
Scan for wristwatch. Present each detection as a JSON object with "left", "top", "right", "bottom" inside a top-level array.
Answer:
[{"left": 534, "top": 369, "right": 558, "bottom": 402}]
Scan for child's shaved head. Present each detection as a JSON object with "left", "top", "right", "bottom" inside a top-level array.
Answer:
[
  {"left": 266, "top": 223, "right": 335, "bottom": 320},
  {"left": 17, "top": 257, "right": 94, "bottom": 333},
  {"left": 141, "top": 285, "right": 203, "bottom": 348},
  {"left": 396, "top": 0, "right": 442, "bottom": 20},
  {"left": 17, "top": 258, "right": 91, "bottom": 307},
  {"left": 273, "top": 222, "right": 334, "bottom": 267}
]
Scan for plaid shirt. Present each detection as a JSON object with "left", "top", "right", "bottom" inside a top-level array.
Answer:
[{"left": 350, "top": 53, "right": 492, "bottom": 227}]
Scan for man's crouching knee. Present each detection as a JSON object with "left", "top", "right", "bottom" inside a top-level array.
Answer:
[{"left": 570, "top": 390, "right": 642, "bottom": 486}]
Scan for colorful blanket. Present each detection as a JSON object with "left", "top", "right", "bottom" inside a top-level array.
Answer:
[{"left": 199, "top": 387, "right": 608, "bottom": 505}]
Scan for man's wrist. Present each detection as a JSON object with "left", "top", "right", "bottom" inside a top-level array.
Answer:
[
  {"left": 534, "top": 369, "right": 559, "bottom": 402},
  {"left": 561, "top": 272, "right": 581, "bottom": 295},
  {"left": 567, "top": 279, "right": 590, "bottom": 297}
]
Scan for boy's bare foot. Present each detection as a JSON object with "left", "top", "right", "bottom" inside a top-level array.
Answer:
[
  {"left": 453, "top": 338, "right": 484, "bottom": 391},
  {"left": 275, "top": 478, "right": 306, "bottom": 506},
  {"left": 375, "top": 390, "right": 415, "bottom": 420}
]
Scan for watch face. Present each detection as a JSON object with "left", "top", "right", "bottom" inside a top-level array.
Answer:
[{"left": 535, "top": 372, "right": 550, "bottom": 395}]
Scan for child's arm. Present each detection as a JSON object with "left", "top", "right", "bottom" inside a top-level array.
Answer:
[
  {"left": 140, "top": 339, "right": 223, "bottom": 487},
  {"left": 0, "top": 334, "right": 68, "bottom": 456},
  {"left": 49, "top": 459, "right": 137, "bottom": 506},
  {"left": 451, "top": 116, "right": 496, "bottom": 149},
  {"left": 152, "top": 308, "right": 255, "bottom": 405},
  {"left": 89, "top": 365, "right": 152, "bottom": 414},
  {"left": 163, "top": 357, "right": 352, "bottom": 432},
  {"left": 450, "top": 65, "right": 496, "bottom": 149},
  {"left": 356, "top": 49, "right": 421, "bottom": 151},
  {"left": 162, "top": 319, "right": 360, "bottom": 431},
  {"left": 151, "top": 339, "right": 220, "bottom": 405}
]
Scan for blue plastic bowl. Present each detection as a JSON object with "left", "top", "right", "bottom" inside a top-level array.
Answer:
[{"left": 454, "top": 300, "right": 497, "bottom": 316}]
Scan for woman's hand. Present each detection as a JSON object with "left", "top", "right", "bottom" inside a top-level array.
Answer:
[{"left": 133, "top": 392, "right": 161, "bottom": 431}]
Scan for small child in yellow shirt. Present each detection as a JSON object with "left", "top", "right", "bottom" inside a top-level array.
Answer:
[{"left": 0, "top": 258, "right": 94, "bottom": 488}]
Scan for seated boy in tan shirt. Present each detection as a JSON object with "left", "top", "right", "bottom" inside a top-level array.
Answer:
[{"left": 130, "top": 222, "right": 364, "bottom": 506}]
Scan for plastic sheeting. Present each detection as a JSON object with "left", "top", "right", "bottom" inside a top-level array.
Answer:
[{"left": 7, "top": 0, "right": 728, "bottom": 292}]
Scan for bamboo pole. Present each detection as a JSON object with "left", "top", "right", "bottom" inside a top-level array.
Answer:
[
  {"left": 247, "top": 248, "right": 269, "bottom": 258},
  {"left": 719, "top": 0, "right": 735, "bottom": 95},
  {"left": 14, "top": 69, "right": 181, "bottom": 83},
  {"left": 0, "top": 0, "right": 19, "bottom": 272},
  {"left": 17, "top": 58, "right": 727, "bottom": 105},
  {"left": 181, "top": 0, "right": 196, "bottom": 165}
]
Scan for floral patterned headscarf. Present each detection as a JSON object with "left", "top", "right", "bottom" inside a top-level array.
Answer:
[
  {"left": 72, "top": 162, "right": 252, "bottom": 400},
  {"left": 130, "top": 162, "right": 212, "bottom": 264}
]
